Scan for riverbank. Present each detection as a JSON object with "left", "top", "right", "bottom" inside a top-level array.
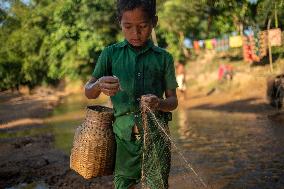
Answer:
[
  {"left": 1, "top": 84, "right": 283, "bottom": 189},
  {"left": 0, "top": 87, "right": 66, "bottom": 129},
  {"left": 0, "top": 87, "right": 114, "bottom": 188}
]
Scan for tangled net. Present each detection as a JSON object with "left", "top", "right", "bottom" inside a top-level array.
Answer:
[
  {"left": 140, "top": 102, "right": 208, "bottom": 189},
  {"left": 140, "top": 103, "right": 171, "bottom": 189}
]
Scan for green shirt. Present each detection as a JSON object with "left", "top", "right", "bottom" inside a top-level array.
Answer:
[{"left": 92, "top": 40, "right": 178, "bottom": 141}]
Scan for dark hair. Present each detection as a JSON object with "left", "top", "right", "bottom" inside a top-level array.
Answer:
[{"left": 117, "top": 0, "right": 156, "bottom": 21}]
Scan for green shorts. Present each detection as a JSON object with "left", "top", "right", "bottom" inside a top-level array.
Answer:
[
  {"left": 114, "top": 124, "right": 171, "bottom": 189},
  {"left": 114, "top": 135, "right": 142, "bottom": 189}
]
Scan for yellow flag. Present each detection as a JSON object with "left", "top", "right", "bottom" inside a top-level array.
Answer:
[{"left": 229, "top": 36, "right": 243, "bottom": 48}]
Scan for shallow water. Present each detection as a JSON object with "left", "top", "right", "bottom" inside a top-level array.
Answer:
[
  {"left": 169, "top": 107, "right": 284, "bottom": 189},
  {"left": 0, "top": 93, "right": 108, "bottom": 153},
  {"left": 2, "top": 94, "right": 284, "bottom": 189}
]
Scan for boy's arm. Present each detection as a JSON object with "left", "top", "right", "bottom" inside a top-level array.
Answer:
[
  {"left": 158, "top": 89, "right": 178, "bottom": 112},
  {"left": 141, "top": 89, "right": 178, "bottom": 112},
  {"left": 85, "top": 76, "right": 120, "bottom": 99},
  {"left": 85, "top": 77, "right": 101, "bottom": 99}
]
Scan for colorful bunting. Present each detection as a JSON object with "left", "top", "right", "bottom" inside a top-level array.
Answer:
[{"left": 229, "top": 36, "right": 243, "bottom": 48}]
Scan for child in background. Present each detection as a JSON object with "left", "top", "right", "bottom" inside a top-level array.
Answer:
[
  {"left": 176, "top": 59, "right": 187, "bottom": 98},
  {"left": 218, "top": 63, "right": 234, "bottom": 82},
  {"left": 84, "top": 0, "right": 178, "bottom": 188}
]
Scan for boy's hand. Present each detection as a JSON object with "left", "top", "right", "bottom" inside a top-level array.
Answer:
[
  {"left": 98, "top": 76, "right": 120, "bottom": 96},
  {"left": 141, "top": 94, "right": 160, "bottom": 110}
]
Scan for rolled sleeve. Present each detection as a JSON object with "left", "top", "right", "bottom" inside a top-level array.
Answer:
[
  {"left": 164, "top": 53, "right": 178, "bottom": 90},
  {"left": 92, "top": 47, "right": 112, "bottom": 78}
]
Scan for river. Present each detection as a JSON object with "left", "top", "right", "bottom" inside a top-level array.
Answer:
[{"left": 3, "top": 93, "right": 284, "bottom": 189}]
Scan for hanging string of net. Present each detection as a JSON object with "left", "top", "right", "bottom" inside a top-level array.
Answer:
[{"left": 140, "top": 103, "right": 208, "bottom": 189}]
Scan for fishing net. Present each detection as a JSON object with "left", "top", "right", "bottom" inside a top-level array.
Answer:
[
  {"left": 140, "top": 104, "right": 171, "bottom": 189},
  {"left": 140, "top": 103, "right": 208, "bottom": 189}
]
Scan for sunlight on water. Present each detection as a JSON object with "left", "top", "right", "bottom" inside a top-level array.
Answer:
[
  {"left": 2, "top": 93, "right": 284, "bottom": 188},
  {"left": 170, "top": 106, "right": 284, "bottom": 189},
  {"left": 141, "top": 104, "right": 208, "bottom": 189},
  {"left": 45, "top": 93, "right": 108, "bottom": 153},
  {"left": 0, "top": 93, "right": 108, "bottom": 153}
]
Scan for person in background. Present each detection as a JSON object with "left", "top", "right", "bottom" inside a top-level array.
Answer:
[
  {"left": 218, "top": 63, "right": 234, "bottom": 82},
  {"left": 175, "top": 55, "right": 187, "bottom": 98},
  {"left": 84, "top": 0, "right": 178, "bottom": 188}
]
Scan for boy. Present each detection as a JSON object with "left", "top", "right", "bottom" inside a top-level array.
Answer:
[{"left": 85, "top": 0, "right": 178, "bottom": 188}]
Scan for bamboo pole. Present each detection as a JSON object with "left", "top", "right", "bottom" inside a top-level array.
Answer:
[
  {"left": 267, "top": 18, "right": 273, "bottom": 73},
  {"left": 151, "top": 28, "right": 158, "bottom": 46},
  {"left": 275, "top": 3, "right": 278, "bottom": 28}
]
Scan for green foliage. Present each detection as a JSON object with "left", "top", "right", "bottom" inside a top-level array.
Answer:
[
  {"left": 0, "top": 0, "right": 283, "bottom": 90},
  {"left": 41, "top": 0, "right": 118, "bottom": 80},
  {"left": 156, "top": 0, "right": 284, "bottom": 61},
  {"left": 158, "top": 0, "right": 200, "bottom": 60},
  {"left": 0, "top": 0, "right": 118, "bottom": 90},
  {"left": 255, "top": 0, "right": 284, "bottom": 29}
]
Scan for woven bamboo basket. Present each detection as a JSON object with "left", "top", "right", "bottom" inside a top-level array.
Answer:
[{"left": 70, "top": 105, "right": 115, "bottom": 179}]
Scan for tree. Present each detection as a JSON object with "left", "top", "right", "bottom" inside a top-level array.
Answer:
[
  {"left": 0, "top": 0, "right": 119, "bottom": 90},
  {"left": 158, "top": 0, "right": 207, "bottom": 60},
  {"left": 43, "top": 0, "right": 118, "bottom": 80},
  {"left": 255, "top": 0, "right": 284, "bottom": 29}
]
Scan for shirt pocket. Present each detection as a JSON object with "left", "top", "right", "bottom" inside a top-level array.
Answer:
[{"left": 144, "top": 64, "right": 164, "bottom": 95}]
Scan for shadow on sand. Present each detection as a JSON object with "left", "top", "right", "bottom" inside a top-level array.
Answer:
[{"left": 190, "top": 97, "right": 275, "bottom": 114}]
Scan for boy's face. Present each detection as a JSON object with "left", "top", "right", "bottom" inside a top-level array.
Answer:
[{"left": 120, "top": 7, "right": 157, "bottom": 47}]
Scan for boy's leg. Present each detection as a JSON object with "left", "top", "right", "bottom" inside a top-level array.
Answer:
[{"left": 114, "top": 135, "right": 142, "bottom": 189}]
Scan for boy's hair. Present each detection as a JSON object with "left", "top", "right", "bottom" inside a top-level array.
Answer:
[{"left": 117, "top": 0, "right": 156, "bottom": 21}]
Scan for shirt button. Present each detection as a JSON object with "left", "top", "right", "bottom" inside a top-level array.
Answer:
[{"left": 137, "top": 72, "right": 141, "bottom": 77}]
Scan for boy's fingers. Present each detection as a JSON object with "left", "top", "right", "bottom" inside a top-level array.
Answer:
[
  {"left": 141, "top": 95, "right": 160, "bottom": 110},
  {"left": 101, "top": 76, "right": 119, "bottom": 83},
  {"left": 141, "top": 96, "right": 158, "bottom": 106},
  {"left": 142, "top": 95, "right": 153, "bottom": 100},
  {"left": 101, "top": 88, "right": 117, "bottom": 96},
  {"left": 146, "top": 97, "right": 158, "bottom": 103},
  {"left": 100, "top": 82, "right": 119, "bottom": 90}
]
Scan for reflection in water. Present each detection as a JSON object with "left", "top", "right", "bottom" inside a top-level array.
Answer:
[
  {"left": 169, "top": 106, "right": 284, "bottom": 189},
  {"left": 177, "top": 106, "right": 190, "bottom": 140},
  {"left": 0, "top": 93, "right": 107, "bottom": 154},
  {"left": 45, "top": 93, "right": 108, "bottom": 153}
]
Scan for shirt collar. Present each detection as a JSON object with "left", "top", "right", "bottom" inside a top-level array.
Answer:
[
  {"left": 117, "top": 39, "right": 162, "bottom": 53},
  {"left": 116, "top": 40, "right": 128, "bottom": 48}
]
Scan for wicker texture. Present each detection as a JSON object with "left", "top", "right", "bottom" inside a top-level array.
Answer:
[{"left": 70, "top": 105, "right": 115, "bottom": 179}]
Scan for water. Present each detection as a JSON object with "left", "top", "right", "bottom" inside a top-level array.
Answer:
[
  {"left": 0, "top": 93, "right": 108, "bottom": 153},
  {"left": 169, "top": 107, "right": 284, "bottom": 189},
  {"left": 2, "top": 93, "right": 284, "bottom": 188},
  {"left": 142, "top": 105, "right": 207, "bottom": 188}
]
